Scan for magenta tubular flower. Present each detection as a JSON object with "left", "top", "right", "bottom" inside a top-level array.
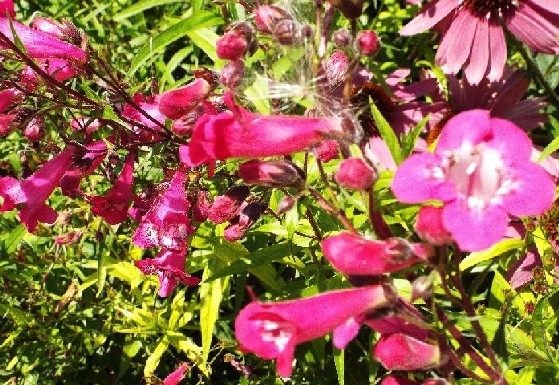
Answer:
[
  {"left": 391, "top": 110, "right": 556, "bottom": 251},
  {"left": 239, "top": 159, "right": 304, "bottom": 188},
  {"left": 179, "top": 93, "right": 344, "bottom": 167},
  {"left": 60, "top": 140, "right": 107, "bottom": 196},
  {"left": 207, "top": 185, "right": 249, "bottom": 224},
  {"left": 0, "top": 19, "right": 87, "bottom": 64},
  {"left": 0, "top": 146, "right": 78, "bottom": 232},
  {"left": 0, "top": 0, "right": 14, "bottom": 17},
  {"left": 158, "top": 78, "right": 212, "bottom": 120},
  {"left": 135, "top": 249, "right": 200, "bottom": 297},
  {"left": 132, "top": 170, "right": 194, "bottom": 251},
  {"left": 161, "top": 363, "right": 189, "bottom": 385},
  {"left": 400, "top": 0, "right": 559, "bottom": 84},
  {"left": 373, "top": 332, "right": 446, "bottom": 371},
  {"left": 216, "top": 30, "right": 249, "bottom": 60},
  {"left": 235, "top": 285, "right": 396, "bottom": 377},
  {"left": 415, "top": 206, "right": 453, "bottom": 246},
  {"left": 90, "top": 151, "right": 135, "bottom": 225},
  {"left": 365, "top": 298, "right": 430, "bottom": 341},
  {"left": 321, "top": 232, "right": 433, "bottom": 275},
  {"left": 122, "top": 94, "right": 166, "bottom": 143}
]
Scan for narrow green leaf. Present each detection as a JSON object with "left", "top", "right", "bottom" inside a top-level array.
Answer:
[
  {"left": 401, "top": 114, "right": 430, "bottom": 158},
  {"left": 128, "top": 12, "right": 222, "bottom": 76},
  {"left": 333, "top": 347, "right": 345, "bottom": 385},
  {"left": 369, "top": 99, "right": 402, "bottom": 164},
  {"left": 490, "top": 302, "right": 510, "bottom": 363},
  {"left": 537, "top": 116, "right": 559, "bottom": 161},
  {"left": 185, "top": 28, "right": 224, "bottom": 64},
  {"left": 113, "top": 0, "right": 183, "bottom": 21},
  {"left": 3, "top": 224, "right": 25, "bottom": 254},
  {"left": 532, "top": 288, "right": 559, "bottom": 363},
  {"left": 144, "top": 339, "right": 169, "bottom": 378},
  {"left": 199, "top": 261, "right": 226, "bottom": 363},
  {"left": 459, "top": 239, "right": 525, "bottom": 271}
]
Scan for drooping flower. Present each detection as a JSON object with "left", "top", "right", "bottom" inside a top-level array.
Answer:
[
  {"left": 235, "top": 285, "right": 396, "bottom": 377},
  {"left": 135, "top": 249, "right": 200, "bottom": 297},
  {"left": 400, "top": 0, "right": 559, "bottom": 84},
  {"left": 223, "top": 202, "right": 267, "bottom": 242},
  {"left": 0, "top": 146, "right": 79, "bottom": 232},
  {"left": 207, "top": 185, "right": 250, "bottom": 224},
  {"left": 179, "top": 92, "right": 345, "bottom": 167},
  {"left": 391, "top": 110, "right": 556, "bottom": 251},
  {"left": 89, "top": 151, "right": 136, "bottom": 225},
  {"left": 373, "top": 332, "right": 447, "bottom": 371},
  {"left": 158, "top": 78, "right": 212, "bottom": 120},
  {"left": 160, "top": 363, "right": 189, "bottom": 385},
  {"left": 321, "top": 232, "right": 433, "bottom": 275},
  {"left": 239, "top": 159, "right": 305, "bottom": 188},
  {"left": 132, "top": 170, "right": 194, "bottom": 251},
  {"left": 0, "top": 18, "right": 87, "bottom": 64},
  {"left": 60, "top": 140, "right": 107, "bottom": 196}
]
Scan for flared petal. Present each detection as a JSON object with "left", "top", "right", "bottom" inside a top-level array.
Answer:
[
  {"left": 436, "top": 10, "right": 477, "bottom": 73},
  {"left": 400, "top": 0, "right": 457, "bottom": 36},
  {"left": 487, "top": 22, "right": 507, "bottom": 81},
  {"left": 507, "top": 3, "right": 559, "bottom": 54},
  {"left": 487, "top": 116, "right": 533, "bottom": 163},
  {"left": 464, "top": 16, "right": 490, "bottom": 85},
  {"left": 436, "top": 110, "right": 492, "bottom": 152}
]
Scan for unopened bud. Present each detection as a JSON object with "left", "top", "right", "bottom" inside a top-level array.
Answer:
[
  {"left": 239, "top": 159, "right": 305, "bottom": 188},
  {"left": 332, "top": 29, "right": 351, "bottom": 47},
  {"left": 207, "top": 185, "right": 250, "bottom": 224},
  {"left": 220, "top": 60, "right": 245, "bottom": 89},
  {"left": 356, "top": 30, "right": 381, "bottom": 56},
  {"left": 373, "top": 333, "right": 447, "bottom": 371},
  {"left": 253, "top": 5, "right": 291, "bottom": 34},
  {"left": 23, "top": 115, "right": 44, "bottom": 142},
  {"left": 415, "top": 206, "right": 452, "bottom": 246},
  {"left": 411, "top": 275, "right": 434, "bottom": 301},
  {"left": 217, "top": 29, "right": 250, "bottom": 60},
  {"left": 334, "top": 157, "right": 376, "bottom": 190},
  {"left": 324, "top": 51, "right": 349, "bottom": 88},
  {"left": 273, "top": 19, "right": 299, "bottom": 45},
  {"left": 313, "top": 140, "right": 340, "bottom": 162},
  {"left": 380, "top": 374, "right": 420, "bottom": 385},
  {"left": 326, "top": 0, "right": 365, "bottom": 19},
  {"left": 277, "top": 196, "right": 297, "bottom": 214}
]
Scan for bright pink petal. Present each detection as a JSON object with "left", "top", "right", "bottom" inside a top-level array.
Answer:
[
  {"left": 435, "top": 10, "right": 477, "bottom": 74},
  {"left": 399, "top": 0, "right": 457, "bottom": 36},
  {"left": 506, "top": 248, "right": 541, "bottom": 289},
  {"left": 442, "top": 200, "right": 508, "bottom": 251},
  {"left": 158, "top": 79, "right": 212, "bottom": 119},
  {"left": 0, "top": 176, "right": 24, "bottom": 211},
  {"left": 529, "top": 0, "right": 559, "bottom": 16},
  {"left": 487, "top": 116, "right": 533, "bottom": 162},
  {"left": 436, "top": 110, "right": 492, "bottom": 152},
  {"left": 391, "top": 152, "right": 456, "bottom": 203},
  {"left": 332, "top": 317, "right": 360, "bottom": 349}
]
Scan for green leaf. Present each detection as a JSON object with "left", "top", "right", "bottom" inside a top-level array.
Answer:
[
  {"left": 537, "top": 116, "right": 559, "bottom": 162},
  {"left": 185, "top": 28, "right": 224, "bottom": 64},
  {"left": 113, "top": 0, "right": 183, "bottom": 21},
  {"left": 3, "top": 224, "right": 25, "bottom": 254},
  {"left": 459, "top": 238, "right": 525, "bottom": 271},
  {"left": 369, "top": 99, "right": 402, "bottom": 164},
  {"left": 128, "top": 12, "right": 222, "bottom": 76},
  {"left": 333, "top": 347, "right": 345, "bottom": 385},
  {"left": 532, "top": 288, "right": 559, "bottom": 363},
  {"left": 490, "top": 302, "right": 510, "bottom": 363},
  {"left": 144, "top": 338, "right": 169, "bottom": 378},
  {"left": 401, "top": 114, "right": 430, "bottom": 159}
]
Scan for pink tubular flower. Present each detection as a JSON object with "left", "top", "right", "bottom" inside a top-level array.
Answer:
[
  {"left": 239, "top": 159, "right": 304, "bottom": 188},
  {"left": 89, "top": 151, "right": 136, "bottom": 225},
  {"left": 235, "top": 285, "right": 396, "bottom": 377},
  {"left": 60, "top": 140, "right": 107, "bottom": 196},
  {"left": 321, "top": 232, "right": 433, "bottom": 275},
  {"left": 207, "top": 185, "right": 249, "bottom": 224},
  {"left": 0, "top": 0, "right": 14, "bottom": 17},
  {"left": 391, "top": 110, "right": 556, "bottom": 251},
  {"left": 415, "top": 206, "right": 452, "bottom": 246},
  {"left": 0, "top": 146, "right": 78, "bottom": 232},
  {"left": 0, "top": 18, "right": 87, "bottom": 64},
  {"left": 373, "top": 332, "right": 447, "bottom": 371},
  {"left": 334, "top": 157, "right": 376, "bottom": 191},
  {"left": 179, "top": 92, "right": 345, "bottom": 167},
  {"left": 132, "top": 170, "right": 194, "bottom": 251},
  {"left": 158, "top": 78, "right": 212, "bottom": 120},
  {"left": 135, "top": 249, "right": 200, "bottom": 297},
  {"left": 400, "top": 0, "right": 559, "bottom": 84},
  {"left": 161, "top": 363, "right": 189, "bottom": 385}
]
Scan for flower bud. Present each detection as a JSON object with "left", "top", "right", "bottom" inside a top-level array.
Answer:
[
  {"left": 325, "top": 51, "right": 349, "bottom": 88},
  {"left": 326, "top": 0, "right": 365, "bottom": 19},
  {"left": 313, "top": 140, "right": 340, "bottom": 162},
  {"left": 239, "top": 159, "right": 305, "bottom": 188},
  {"left": 207, "top": 185, "right": 250, "bottom": 224},
  {"left": 356, "top": 30, "right": 381, "bottom": 56},
  {"left": 273, "top": 19, "right": 299, "bottom": 45},
  {"left": 192, "top": 190, "right": 211, "bottom": 222},
  {"left": 411, "top": 275, "right": 434, "bottom": 301},
  {"left": 216, "top": 29, "right": 250, "bottom": 60},
  {"left": 332, "top": 29, "right": 351, "bottom": 47},
  {"left": 381, "top": 374, "right": 420, "bottom": 385},
  {"left": 220, "top": 60, "right": 245, "bottom": 89},
  {"left": 23, "top": 115, "right": 44, "bottom": 142},
  {"left": 224, "top": 202, "right": 266, "bottom": 242},
  {"left": 415, "top": 206, "right": 452, "bottom": 246},
  {"left": 334, "top": 157, "right": 376, "bottom": 190},
  {"left": 277, "top": 196, "right": 297, "bottom": 214},
  {"left": 373, "top": 333, "right": 447, "bottom": 371},
  {"left": 253, "top": 5, "right": 291, "bottom": 34}
]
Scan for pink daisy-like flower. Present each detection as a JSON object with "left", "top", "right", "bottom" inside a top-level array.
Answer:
[
  {"left": 401, "top": 0, "right": 559, "bottom": 84},
  {"left": 391, "top": 109, "right": 555, "bottom": 251}
]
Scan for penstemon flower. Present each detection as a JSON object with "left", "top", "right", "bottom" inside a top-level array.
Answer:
[{"left": 391, "top": 109, "right": 556, "bottom": 251}]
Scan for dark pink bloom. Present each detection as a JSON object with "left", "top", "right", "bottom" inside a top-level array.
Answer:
[
  {"left": 312, "top": 140, "right": 340, "bottom": 162},
  {"left": 373, "top": 332, "right": 446, "bottom": 371},
  {"left": 380, "top": 374, "right": 420, "bottom": 385},
  {"left": 0, "top": 113, "right": 16, "bottom": 136},
  {"left": 326, "top": 0, "right": 365, "bottom": 18},
  {"left": 21, "top": 59, "right": 78, "bottom": 85},
  {"left": 392, "top": 110, "right": 556, "bottom": 251},
  {"left": 135, "top": 249, "right": 200, "bottom": 297},
  {"left": 220, "top": 60, "right": 245, "bottom": 89},
  {"left": 132, "top": 170, "right": 194, "bottom": 251},
  {"left": 0, "top": 146, "right": 78, "bottom": 232},
  {"left": 179, "top": 93, "right": 345, "bottom": 167},
  {"left": 161, "top": 363, "right": 189, "bottom": 385},
  {"left": 123, "top": 94, "right": 166, "bottom": 142},
  {"left": 90, "top": 151, "right": 135, "bottom": 225},
  {"left": 356, "top": 30, "right": 380, "bottom": 56},
  {"left": 415, "top": 206, "right": 452, "bottom": 246},
  {"left": 216, "top": 31, "right": 248, "bottom": 60},
  {"left": 55, "top": 231, "right": 82, "bottom": 245},
  {"left": 321, "top": 232, "right": 433, "bottom": 275},
  {"left": 0, "top": 0, "right": 14, "bottom": 17},
  {"left": 334, "top": 157, "right": 376, "bottom": 191},
  {"left": 192, "top": 190, "right": 211, "bottom": 222},
  {"left": 0, "top": 19, "right": 87, "bottom": 64},
  {"left": 207, "top": 185, "right": 250, "bottom": 224},
  {"left": 239, "top": 159, "right": 304, "bottom": 188},
  {"left": 235, "top": 285, "right": 396, "bottom": 377},
  {"left": 401, "top": 0, "right": 559, "bottom": 84},
  {"left": 60, "top": 140, "right": 107, "bottom": 196},
  {"left": 224, "top": 202, "right": 266, "bottom": 242},
  {"left": 158, "top": 78, "right": 212, "bottom": 120}
]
